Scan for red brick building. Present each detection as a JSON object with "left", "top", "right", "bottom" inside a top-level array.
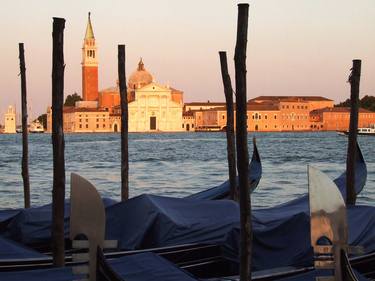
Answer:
[{"left": 82, "top": 13, "right": 99, "bottom": 102}]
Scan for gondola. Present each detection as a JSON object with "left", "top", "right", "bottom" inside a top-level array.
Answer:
[
  {"left": 0, "top": 163, "right": 372, "bottom": 281},
  {"left": 0, "top": 142, "right": 371, "bottom": 279},
  {"left": 0, "top": 138, "right": 261, "bottom": 235}
]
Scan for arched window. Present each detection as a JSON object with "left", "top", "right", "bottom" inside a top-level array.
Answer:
[{"left": 255, "top": 113, "right": 258, "bottom": 119}]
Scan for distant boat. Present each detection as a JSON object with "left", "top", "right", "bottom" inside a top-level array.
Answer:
[
  {"left": 339, "top": 125, "right": 375, "bottom": 136},
  {"left": 29, "top": 120, "right": 44, "bottom": 133}
]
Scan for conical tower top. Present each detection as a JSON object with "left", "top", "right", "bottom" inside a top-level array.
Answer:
[
  {"left": 85, "top": 12, "right": 95, "bottom": 39},
  {"left": 137, "top": 58, "right": 145, "bottom": 71}
]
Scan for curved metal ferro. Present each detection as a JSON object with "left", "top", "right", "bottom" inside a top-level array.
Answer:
[
  {"left": 308, "top": 166, "right": 348, "bottom": 280},
  {"left": 70, "top": 173, "right": 106, "bottom": 281}
]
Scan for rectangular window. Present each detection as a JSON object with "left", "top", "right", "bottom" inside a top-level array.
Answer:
[
  {"left": 103, "top": 124, "right": 106, "bottom": 128},
  {"left": 86, "top": 124, "right": 88, "bottom": 129},
  {"left": 79, "top": 124, "right": 82, "bottom": 129},
  {"left": 97, "top": 119, "right": 99, "bottom": 122},
  {"left": 86, "top": 119, "right": 88, "bottom": 122},
  {"left": 96, "top": 124, "right": 99, "bottom": 129}
]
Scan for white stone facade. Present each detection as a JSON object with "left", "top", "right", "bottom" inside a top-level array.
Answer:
[
  {"left": 4, "top": 106, "right": 16, "bottom": 133},
  {"left": 128, "top": 83, "right": 183, "bottom": 132}
]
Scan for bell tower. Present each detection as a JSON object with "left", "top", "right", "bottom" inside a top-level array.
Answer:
[{"left": 82, "top": 12, "right": 98, "bottom": 101}]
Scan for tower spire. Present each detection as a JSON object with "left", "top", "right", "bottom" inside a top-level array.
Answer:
[
  {"left": 85, "top": 12, "right": 95, "bottom": 39},
  {"left": 137, "top": 58, "right": 145, "bottom": 71},
  {"left": 82, "top": 12, "right": 98, "bottom": 101}
]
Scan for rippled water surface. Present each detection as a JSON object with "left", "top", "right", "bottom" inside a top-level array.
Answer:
[{"left": 0, "top": 132, "right": 374, "bottom": 209}]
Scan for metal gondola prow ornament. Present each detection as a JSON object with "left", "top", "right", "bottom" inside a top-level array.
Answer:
[
  {"left": 70, "top": 173, "right": 106, "bottom": 281},
  {"left": 308, "top": 165, "right": 348, "bottom": 281}
]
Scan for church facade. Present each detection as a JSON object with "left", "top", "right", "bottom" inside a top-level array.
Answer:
[{"left": 108, "top": 60, "right": 183, "bottom": 132}]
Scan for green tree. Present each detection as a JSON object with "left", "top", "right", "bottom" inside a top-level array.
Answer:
[
  {"left": 36, "top": 114, "right": 47, "bottom": 129},
  {"left": 64, "top": 92, "right": 82, "bottom": 106},
  {"left": 335, "top": 95, "right": 375, "bottom": 112}
]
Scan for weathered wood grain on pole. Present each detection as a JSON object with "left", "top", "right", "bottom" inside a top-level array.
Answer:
[
  {"left": 346, "top": 59, "right": 361, "bottom": 206},
  {"left": 234, "top": 3, "right": 251, "bottom": 281},
  {"left": 118, "top": 45, "right": 129, "bottom": 201},
  {"left": 18, "top": 43, "right": 30, "bottom": 209},
  {"left": 51, "top": 17, "right": 66, "bottom": 266},
  {"left": 219, "top": 51, "right": 237, "bottom": 201}
]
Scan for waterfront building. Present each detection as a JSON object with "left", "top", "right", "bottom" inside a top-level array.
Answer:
[
  {"left": 184, "top": 102, "right": 226, "bottom": 112},
  {"left": 46, "top": 102, "right": 110, "bottom": 133},
  {"left": 4, "top": 105, "right": 16, "bottom": 134},
  {"left": 189, "top": 96, "right": 375, "bottom": 132},
  {"left": 310, "top": 107, "right": 375, "bottom": 131},
  {"left": 47, "top": 14, "right": 184, "bottom": 133},
  {"left": 182, "top": 111, "right": 195, "bottom": 131}
]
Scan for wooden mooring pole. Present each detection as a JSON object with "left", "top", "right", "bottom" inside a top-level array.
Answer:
[
  {"left": 346, "top": 59, "right": 361, "bottom": 206},
  {"left": 51, "top": 17, "right": 66, "bottom": 266},
  {"left": 234, "top": 3, "right": 252, "bottom": 281},
  {"left": 18, "top": 43, "right": 30, "bottom": 209},
  {"left": 219, "top": 51, "right": 237, "bottom": 201},
  {"left": 118, "top": 45, "right": 129, "bottom": 201}
]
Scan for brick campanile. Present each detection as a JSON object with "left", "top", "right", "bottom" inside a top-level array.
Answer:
[{"left": 82, "top": 12, "right": 98, "bottom": 101}]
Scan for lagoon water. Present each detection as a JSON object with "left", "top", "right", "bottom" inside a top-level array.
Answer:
[{"left": 0, "top": 132, "right": 374, "bottom": 209}]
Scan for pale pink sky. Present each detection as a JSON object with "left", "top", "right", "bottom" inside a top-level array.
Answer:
[{"left": 0, "top": 0, "right": 374, "bottom": 119}]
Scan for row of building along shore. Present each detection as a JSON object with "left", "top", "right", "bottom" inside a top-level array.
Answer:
[{"left": 2, "top": 13, "right": 375, "bottom": 134}]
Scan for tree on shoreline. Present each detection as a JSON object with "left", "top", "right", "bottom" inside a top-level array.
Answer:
[
  {"left": 64, "top": 92, "right": 82, "bottom": 106},
  {"left": 36, "top": 114, "right": 47, "bottom": 129},
  {"left": 335, "top": 95, "right": 375, "bottom": 111}
]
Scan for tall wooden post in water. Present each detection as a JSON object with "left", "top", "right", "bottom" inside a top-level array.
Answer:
[
  {"left": 219, "top": 51, "right": 237, "bottom": 201},
  {"left": 18, "top": 43, "right": 30, "bottom": 209},
  {"left": 118, "top": 45, "right": 129, "bottom": 201},
  {"left": 234, "top": 4, "right": 251, "bottom": 281},
  {"left": 51, "top": 17, "right": 66, "bottom": 266},
  {"left": 346, "top": 59, "right": 361, "bottom": 206}
]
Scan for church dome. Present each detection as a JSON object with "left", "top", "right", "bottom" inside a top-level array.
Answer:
[{"left": 128, "top": 58, "right": 154, "bottom": 89}]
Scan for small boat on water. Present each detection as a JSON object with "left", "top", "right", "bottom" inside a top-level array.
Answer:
[
  {"left": 29, "top": 120, "right": 44, "bottom": 133},
  {"left": 339, "top": 124, "right": 375, "bottom": 136}
]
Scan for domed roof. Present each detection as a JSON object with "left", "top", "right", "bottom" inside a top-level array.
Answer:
[{"left": 128, "top": 58, "right": 154, "bottom": 89}]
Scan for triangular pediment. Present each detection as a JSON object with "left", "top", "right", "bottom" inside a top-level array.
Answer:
[{"left": 137, "top": 82, "right": 171, "bottom": 93}]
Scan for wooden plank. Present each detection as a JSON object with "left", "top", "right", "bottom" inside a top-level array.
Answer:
[
  {"left": 72, "top": 240, "right": 89, "bottom": 249},
  {"left": 103, "top": 240, "right": 118, "bottom": 249},
  {"left": 72, "top": 265, "right": 89, "bottom": 275},
  {"left": 72, "top": 253, "right": 89, "bottom": 262}
]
